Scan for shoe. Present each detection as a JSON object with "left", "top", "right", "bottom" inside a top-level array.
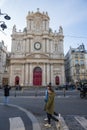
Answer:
[
  {"left": 44, "top": 123, "right": 51, "bottom": 127},
  {"left": 57, "top": 121, "right": 61, "bottom": 129},
  {"left": 44, "top": 118, "right": 48, "bottom": 121}
]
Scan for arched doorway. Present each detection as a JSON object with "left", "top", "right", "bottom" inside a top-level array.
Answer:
[
  {"left": 15, "top": 76, "right": 20, "bottom": 85},
  {"left": 55, "top": 76, "right": 60, "bottom": 85},
  {"left": 33, "top": 67, "right": 42, "bottom": 86}
]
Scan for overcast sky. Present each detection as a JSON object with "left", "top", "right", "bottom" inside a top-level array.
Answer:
[{"left": 0, "top": 0, "right": 87, "bottom": 55}]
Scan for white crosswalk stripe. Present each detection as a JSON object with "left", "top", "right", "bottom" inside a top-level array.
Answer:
[
  {"left": 9, "top": 117, "right": 25, "bottom": 130},
  {"left": 59, "top": 116, "right": 69, "bottom": 130},
  {"left": 57, "top": 115, "right": 87, "bottom": 130},
  {"left": 8, "top": 114, "right": 87, "bottom": 130},
  {"left": 75, "top": 116, "right": 87, "bottom": 130}
]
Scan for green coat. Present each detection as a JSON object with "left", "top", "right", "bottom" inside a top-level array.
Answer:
[{"left": 45, "top": 91, "right": 55, "bottom": 114}]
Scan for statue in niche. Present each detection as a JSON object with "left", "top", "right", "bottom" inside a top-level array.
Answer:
[
  {"left": 12, "top": 25, "right": 16, "bottom": 33},
  {"left": 55, "top": 44, "right": 58, "bottom": 51},
  {"left": 59, "top": 26, "right": 63, "bottom": 34},
  {"left": 16, "top": 42, "right": 21, "bottom": 51},
  {"left": 36, "top": 20, "right": 41, "bottom": 31}
]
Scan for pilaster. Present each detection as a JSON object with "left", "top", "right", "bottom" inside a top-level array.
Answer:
[
  {"left": 29, "top": 63, "right": 33, "bottom": 86},
  {"left": 25, "top": 63, "right": 29, "bottom": 86}
]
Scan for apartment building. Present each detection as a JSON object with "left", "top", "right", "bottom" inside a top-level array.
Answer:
[
  {"left": 65, "top": 43, "right": 87, "bottom": 84},
  {"left": 0, "top": 40, "right": 9, "bottom": 86}
]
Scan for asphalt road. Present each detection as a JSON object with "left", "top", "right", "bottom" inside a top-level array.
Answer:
[{"left": 0, "top": 89, "right": 87, "bottom": 130}]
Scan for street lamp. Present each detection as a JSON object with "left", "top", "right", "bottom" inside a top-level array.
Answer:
[
  {"left": 0, "top": 21, "right": 7, "bottom": 30},
  {"left": 0, "top": 9, "right": 11, "bottom": 30}
]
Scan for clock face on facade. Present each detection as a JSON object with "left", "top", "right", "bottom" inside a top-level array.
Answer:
[{"left": 34, "top": 42, "right": 41, "bottom": 50}]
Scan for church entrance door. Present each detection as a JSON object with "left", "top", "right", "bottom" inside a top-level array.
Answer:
[
  {"left": 33, "top": 67, "right": 42, "bottom": 86},
  {"left": 55, "top": 76, "right": 60, "bottom": 85},
  {"left": 15, "top": 76, "right": 20, "bottom": 85}
]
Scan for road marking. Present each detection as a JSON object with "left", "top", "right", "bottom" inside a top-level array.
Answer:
[
  {"left": 75, "top": 116, "right": 87, "bottom": 130},
  {"left": 9, "top": 117, "right": 25, "bottom": 130},
  {"left": 56, "top": 115, "right": 69, "bottom": 130},
  {"left": 8, "top": 104, "right": 41, "bottom": 130},
  {"left": 57, "top": 116, "right": 69, "bottom": 130},
  {"left": 57, "top": 96, "right": 70, "bottom": 98}
]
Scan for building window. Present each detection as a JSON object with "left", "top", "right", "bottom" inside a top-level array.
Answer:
[
  {"left": 80, "top": 54, "right": 84, "bottom": 59},
  {"left": 75, "top": 60, "right": 79, "bottom": 65},
  {"left": 75, "top": 54, "right": 78, "bottom": 58},
  {"left": 80, "top": 60, "right": 84, "bottom": 65}
]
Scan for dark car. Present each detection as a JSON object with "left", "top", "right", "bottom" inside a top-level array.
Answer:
[{"left": 77, "top": 82, "right": 87, "bottom": 98}]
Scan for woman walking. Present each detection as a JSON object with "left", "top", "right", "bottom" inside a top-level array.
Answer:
[{"left": 44, "top": 85, "right": 60, "bottom": 128}]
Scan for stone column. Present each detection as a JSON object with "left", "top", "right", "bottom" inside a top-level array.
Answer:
[
  {"left": 29, "top": 63, "right": 33, "bottom": 86},
  {"left": 46, "top": 21, "right": 49, "bottom": 31},
  {"left": 26, "top": 39, "right": 29, "bottom": 53},
  {"left": 9, "top": 64, "right": 13, "bottom": 86},
  {"left": 21, "top": 64, "right": 25, "bottom": 86},
  {"left": 43, "top": 20, "right": 45, "bottom": 30},
  {"left": 50, "top": 40, "right": 53, "bottom": 53},
  {"left": 50, "top": 64, "right": 53, "bottom": 84},
  {"left": 25, "top": 63, "right": 29, "bottom": 86},
  {"left": 42, "top": 38, "right": 45, "bottom": 52},
  {"left": 31, "top": 39, "right": 33, "bottom": 53},
  {"left": 25, "top": 39, "right": 27, "bottom": 53},
  {"left": 47, "top": 39, "right": 49, "bottom": 53},
  {"left": 29, "top": 38, "right": 31, "bottom": 53},
  {"left": 23, "top": 40, "right": 25, "bottom": 53},
  {"left": 47, "top": 63, "right": 50, "bottom": 84},
  {"left": 43, "top": 63, "right": 46, "bottom": 86}
]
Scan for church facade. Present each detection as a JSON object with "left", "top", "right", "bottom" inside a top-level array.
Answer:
[{"left": 9, "top": 9, "right": 65, "bottom": 87}]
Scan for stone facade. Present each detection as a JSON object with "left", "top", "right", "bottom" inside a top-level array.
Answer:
[
  {"left": 9, "top": 9, "right": 65, "bottom": 86},
  {"left": 0, "top": 41, "right": 9, "bottom": 86},
  {"left": 65, "top": 44, "right": 87, "bottom": 84}
]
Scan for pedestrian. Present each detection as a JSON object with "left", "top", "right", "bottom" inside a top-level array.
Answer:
[
  {"left": 44, "top": 82, "right": 53, "bottom": 103},
  {"left": 44, "top": 83, "right": 58, "bottom": 121},
  {"left": 44, "top": 84, "right": 60, "bottom": 128},
  {"left": 3, "top": 84, "right": 11, "bottom": 105}
]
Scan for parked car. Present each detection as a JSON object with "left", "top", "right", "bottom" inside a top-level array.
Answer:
[{"left": 77, "top": 82, "right": 87, "bottom": 98}]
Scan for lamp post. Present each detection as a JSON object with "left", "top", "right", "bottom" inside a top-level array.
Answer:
[{"left": 0, "top": 9, "right": 11, "bottom": 30}]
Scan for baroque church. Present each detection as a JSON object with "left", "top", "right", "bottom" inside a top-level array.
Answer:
[{"left": 9, "top": 9, "right": 65, "bottom": 87}]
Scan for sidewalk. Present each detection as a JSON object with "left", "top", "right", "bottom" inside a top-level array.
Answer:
[
  {"left": 37, "top": 115, "right": 57, "bottom": 130},
  {"left": 37, "top": 115, "right": 63, "bottom": 130}
]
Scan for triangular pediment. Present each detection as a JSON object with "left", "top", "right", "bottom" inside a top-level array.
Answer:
[{"left": 25, "top": 53, "right": 49, "bottom": 59}]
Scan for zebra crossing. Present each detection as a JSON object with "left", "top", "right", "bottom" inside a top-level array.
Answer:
[
  {"left": 75, "top": 116, "right": 87, "bottom": 130},
  {"left": 9, "top": 117, "right": 25, "bottom": 130},
  {"left": 4, "top": 115, "right": 87, "bottom": 130},
  {"left": 59, "top": 115, "right": 87, "bottom": 130}
]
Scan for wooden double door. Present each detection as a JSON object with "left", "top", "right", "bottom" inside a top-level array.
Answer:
[{"left": 33, "top": 67, "right": 42, "bottom": 86}]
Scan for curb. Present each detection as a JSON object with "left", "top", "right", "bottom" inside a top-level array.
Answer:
[{"left": 0, "top": 103, "right": 41, "bottom": 130}]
